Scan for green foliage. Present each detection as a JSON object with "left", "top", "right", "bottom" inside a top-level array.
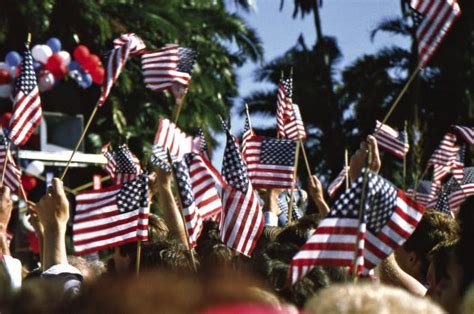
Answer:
[{"left": 0, "top": 0, "right": 263, "bottom": 161}]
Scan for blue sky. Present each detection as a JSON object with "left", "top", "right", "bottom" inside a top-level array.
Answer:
[{"left": 213, "top": 0, "right": 410, "bottom": 169}]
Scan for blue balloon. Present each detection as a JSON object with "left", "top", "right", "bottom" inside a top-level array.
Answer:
[
  {"left": 33, "top": 61, "right": 42, "bottom": 72},
  {"left": 81, "top": 72, "right": 93, "bottom": 89},
  {"left": 68, "top": 60, "right": 81, "bottom": 72},
  {"left": 46, "top": 37, "right": 62, "bottom": 53},
  {"left": 5, "top": 51, "right": 21, "bottom": 67}
]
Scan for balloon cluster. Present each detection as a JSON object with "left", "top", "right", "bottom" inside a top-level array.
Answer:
[{"left": 0, "top": 37, "right": 105, "bottom": 98}]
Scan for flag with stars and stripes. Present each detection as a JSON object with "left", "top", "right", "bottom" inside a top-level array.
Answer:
[
  {"left": 72, "top": 173, "right": 150, "bottom": 255},
  {"left": 220, "top": 123, "right": 264, "bottom": 256},
  {"left": 429, "top": 167, "right": 474, "bottom": 215},
  {"left": 452, "top": 125, "right": 474, "bottom": 146},
  {"left": 276, "top": 77, "right": 293, "bottom": 138},
  {"left": 374, "top": 121, "right": 409, "bottom": 159},
  {"left": 186, "top": 153, "right": 224, "bottom": 220},
  {"left": 172, "top": 158, "right": 204, "bottom": 248},
  {"left": 9, "top": 43, "right": 42, "bottom": 146},
  {"left": 409, "top": 0, "right": 461, "bottom": 68},
  {"left": 0, "top": 137, "right": 21, "bottom": 193},
  {"left": 141, "top": 45, "right": 197, "bottom": 97},
  {"left": 428, "top": 133, "right": 461, "bottom": 182},
  {"left": 102, "top": 144, "right": 142, "bottom": 185},
  {"left": 150, "top": 118, "right": 201, "bottom": 172},
  {"left": 328, "top": 166, "right": 350, "bottom": 197},
  {"left": 197, "top": 128, "right": 208, "bottom": 154},
  {"left": 277, "top": 191, "right": 302, "bottom": 223},
  {"left": 284, "top": 104, "right": 307, "bottom": 141},
  {"left": 406, "top": 180, "right": 435, "bottom": 207},
  {"left": 244, "top": 135, "right": 297, "bottom": 189},
  {"left": 99, "top": 33, "right": 146, "bottom": 106},
  {"left": 289, "top": 171, "right": 424, "bottom": 284}
]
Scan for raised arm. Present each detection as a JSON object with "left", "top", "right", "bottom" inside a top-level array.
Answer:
[{"left": 307, "top": 175, "right": 330, "bottom": 216}]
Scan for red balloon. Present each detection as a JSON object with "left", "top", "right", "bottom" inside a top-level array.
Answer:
[
  {"left": 82, "top": 54, "right": 100, "bottom": 72},
  {"left": 90, "top": 67, "right": 104, "bottom": 84},
  {"left": 0, "top": 112, "right": 11, "bottom": 128},
  {"left": 73, "top": 45, "right": 90, "bottom": 64},
  {"left": 21, "top": 175, "right": 37, "bottom": 191},
  {"left": 45, "top": 54, "right": 63, "bottom": 72},
  {"left": 51, "top": 64, "right": 68, "bottom": 79},
  {"left": 0, "top": 69, "right": 11, "bottom": 84}
]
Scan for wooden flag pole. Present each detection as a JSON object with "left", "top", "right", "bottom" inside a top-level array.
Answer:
[
  {"left": 60, "top": 104, "right": 100, "bottom": 180},
  {"left": 287, "top": 142, "right": 301, "bottom": 224},
  {"left": 73, "top": 175, "right": 111, "bottom": 193},
  {"left": 352, "top": 146, "right": 372, "bottom": 282},
  {"left": 299, "top": 141, "right": 315, "bottom": 186},
  {"left": 172, "top": 88, "right": 187, "bottom": 124},
  {"left": 135, "top": 240, "right": 142, "bottom": 275},
  {"left": 345, "top": 149, "right": 350, "bottom": 190},
  {"left": 166, "top": 151, "right": 197, "bottom": 272},
  {"left": 375, "top": 67, "right": 422, "bottom": 134}
]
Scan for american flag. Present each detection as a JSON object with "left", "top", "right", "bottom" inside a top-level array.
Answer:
[
  {"left": 150, "top": 118, "right": 201, "bottom": 172},
  {"left": 410, "top": 0, "right": 461, "bottom": 68},
  {"left": 9, "top": 43, "right": 42, "bottom": 147},
  {"left": 406, "top": 180, "right": 435, "bottom": 207},
  {"left": 244, "top": 135, "right": 296, "bottom": 189},
  {"left": 431, "top": 167, "right": 474, "bottom": 215},
  {"left": 452, "top": 125, "right": 474, "bottom": 146},
  {"left": 374, "top": 121, "right": 409, "bottom": 159},
  {"left": 98, "top": 33, "right": 146, "bottom": 106},
  {"left": 220, "top": 126, "right": 264, "bottom": 256},
  {"left": 186, "top": 153, "right": 224, "bottom": 220},
  {"left": 276, "top": 77, "right": 292, "bottom": 138},
  {"left": 289, "top": 171, "right": 424, "bottom": 284},
  {"left": 278, "top": 191, "right": 302, "bottom": 223},
  {"left": 172, "top": 158, "right": 204, "bottom": 248},
  {"left": 284, "top": 104, "right": 307, "bottom": 141},
  {"left": 197, "top": 128, "right": 208, "bottom": 154},
  {"left": 141, "top": 45, "right": 197, "bottom": 94},
  {"left": 428, "top": 133, "right": 460, "bottom": 181},
  {"left": 0, "top": 138, "right": 21, "bottom": 193},
  {"left": 241, "top": 112, "right": 254, "bottom": 160},
  {"left": 327, "top": 166, "right": 350, "bottom": 197},
  {"left": 72, "top": 173, "right": 150, "bottom": 255},
  {"left": 102, "top": 144, "right": 142, "bottom": 185}
]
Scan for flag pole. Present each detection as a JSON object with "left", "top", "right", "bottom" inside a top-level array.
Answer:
[
  {"left": 288, "top": 142, "right": 301, "bottom": 224},
  {"left": 345, "top": 149, "right": 350, "bottom": 190},
  {"left": 299, "top": 142, "right": 315, "bottom": 186},
  {"left": 352, "top": 146, "right": 372, "bottom": 282},
  {"left": 166, "top": 151, "right": 198, "bottom": 272},
  {"left": 60, "top": 104, "right": 100, "bottom": 180},
  {"left": 135, "top": 240, "right": 142, "bottom": 275},
  {"left": 403, "top": 121, "right": 408, "bottom": 189},
  {"left": 73, "top": 175, "right": 111, "bottom": 193},
  {"left": 22, "top": 170, "right": 76, "bottom": 195},
  {"left": 245, "top": 103, "right": 252, "bottom": 129},
  {"left": 375, "top": 67, "right": 422, "bottom": 135},
  {"left": 173, "top": 89, "right": 187, "bottom": 124}
]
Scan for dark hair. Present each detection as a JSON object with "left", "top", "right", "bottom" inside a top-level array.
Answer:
[
  {"left": 428, "top": 240, "right": 457, "bottom": 285},
  {"left": 403, "top": 208, "right": 459, "bottom": 279},
  {"left": 276, "top": 214, "right": 321, "bottom": 247},
  {"left": 455, "top": 196, "right": 474, "bottom": 295},
  {"left": 140, "top": 239, "right": 198, "bottom": 273}
]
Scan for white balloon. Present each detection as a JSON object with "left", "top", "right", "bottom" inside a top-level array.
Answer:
[
  {"left": 0, "top": 84, "right": 12, "bottom": 98},
  {"left": 0, "top": 62, "right": 9, "bottom": 71},
  {"left": 57, "top": 51, "right": 71, "bottom": 66},
  {"left": 32, "top": 44, "right": 53, "bottom": 64},
  {"left": 38, "top": 71, "right": 55, "bottom": 92},
  {"left": 25, "top": 160, "right": 45, "bottom": 177}
]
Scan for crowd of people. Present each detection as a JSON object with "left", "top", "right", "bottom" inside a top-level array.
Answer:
[{"left": 0, "top": 135, "right": 473, "bottom": 314}]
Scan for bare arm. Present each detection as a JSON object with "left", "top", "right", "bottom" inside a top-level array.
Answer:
[
  {"left": 27, "top": 201, "right": 44, "bottom": 266},
  {"left": 378, "top": 254, "right": 427, "bottom": 296},
  {"left": 36, "top": 178, "right": 69, "bottom": 270},
  {"left": 308, "top": 175, "right": 330, "bottom": 216},
  {"left": 0, "top": 187, "right": 13, "bottom": 256},
  {"left": 150, "top": 169, "right": 188, "bottom": 247}
]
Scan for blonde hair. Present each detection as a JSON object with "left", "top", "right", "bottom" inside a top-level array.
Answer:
[{"left": 305, "top": 283, "right": 444, "bottom": 314}]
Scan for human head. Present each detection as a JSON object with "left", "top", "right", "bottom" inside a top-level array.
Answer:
[
  {"left": 305, "top": 283, "right": 444, "bottom": 314},
  {"left": 394, "top": 208, "right": 459, "bottom": 284}
]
